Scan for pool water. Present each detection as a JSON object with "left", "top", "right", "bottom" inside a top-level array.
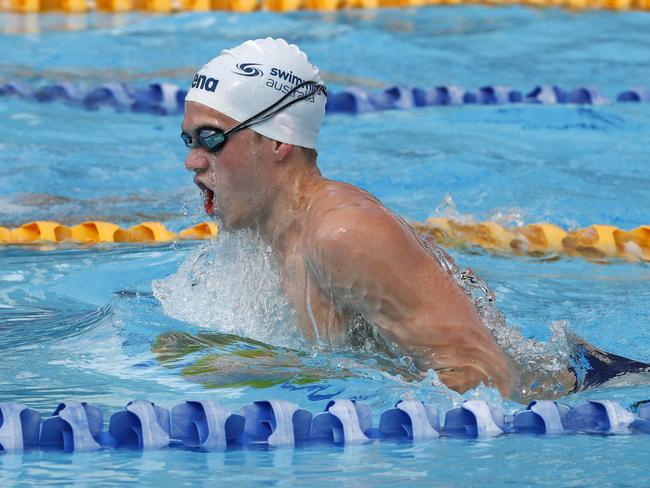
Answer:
[{"left": 1, "top": 6, "right": 650, "bottom": 486}]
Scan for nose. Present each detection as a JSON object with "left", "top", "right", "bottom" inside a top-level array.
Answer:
[{"left": 184, "top": 148, "right": 210, "bottom": 173}]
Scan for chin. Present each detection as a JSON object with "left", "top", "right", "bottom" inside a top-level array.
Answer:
[
  {"left": 208, "top": 213, "right": 225, "bottom": 230},
  {"left": 216, "top": 213, "right": 243, "bottom": 231},
  {"left": 224, "top": 220, "right": 250, "bottom": 231},
  {"left": 222, "top": 211, "right": 258, "bottom": 232}
]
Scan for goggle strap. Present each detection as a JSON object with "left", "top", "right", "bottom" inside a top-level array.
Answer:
[{"left": 223, "top": 81, "right": 325, "bottom": 138}]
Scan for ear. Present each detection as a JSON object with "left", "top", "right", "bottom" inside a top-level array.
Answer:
[{"left": 272, "top": 140, "right": 293, "bottom": 162}]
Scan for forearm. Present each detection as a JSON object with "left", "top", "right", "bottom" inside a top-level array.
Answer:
[{"left": 401, "top": 337, "right": 520, "bottom": 398}]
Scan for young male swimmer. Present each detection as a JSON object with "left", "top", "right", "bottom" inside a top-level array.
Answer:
[{"left": 180, "top": 38, "right": 648, "bottom": 400}]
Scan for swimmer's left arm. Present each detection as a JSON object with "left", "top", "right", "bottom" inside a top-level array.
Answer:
[
  {"left": 304, "top": 203, "right": 518, "bottom": 396},
  {"left": 304, "top": 205, "right": 468, "bottom": 348}
]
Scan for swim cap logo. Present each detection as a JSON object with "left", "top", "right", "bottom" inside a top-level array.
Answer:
[
  {"left": 232, "top": 63, "right": 264, "bottom": 77},
  {"left": 269, "top": 67, "right": 304, "bottom": 85},
  {"left": 265, "top": 67, "right": 321, "bottom": 102},
  {"left": 191, "top": 74, "right": 219, "bottom": 93}
]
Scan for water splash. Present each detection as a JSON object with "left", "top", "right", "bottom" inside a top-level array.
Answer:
[
  {"left": 152, "top": 229, "right": 303, "bottom": 349},
  {"left": 434, "top": 194, "right": 470, "bottom": 223},
  {"left": 435, "top": 193, "right": 526, "bottom": 227},
  {"left": 153, "top": 219, "right": 578, "bottom": 401},
  {"left": 151, "top": 229, "right": 465, "bottom": 404}
]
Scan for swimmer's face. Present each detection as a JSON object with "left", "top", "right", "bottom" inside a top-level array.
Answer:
[{"left": 182, "top": 101, "right": 275, "bottom": 230}]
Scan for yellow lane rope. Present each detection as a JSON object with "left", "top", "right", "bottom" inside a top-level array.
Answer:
[
  {"left": 0, "top": 221, "right": 217, "bottom": 244},
  {"left": 2, "top": 0, "right": 649, "bottom": 13},
  {"left": 1, "top": 218, "right": 649, "bottom": 262},
  {"left": 414, "top": 218, "right": 650, "bottom": 262}
]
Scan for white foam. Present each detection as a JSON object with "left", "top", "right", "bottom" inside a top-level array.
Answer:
[{"left": 153, "top": 229, "right": 304, "bottom": 349}]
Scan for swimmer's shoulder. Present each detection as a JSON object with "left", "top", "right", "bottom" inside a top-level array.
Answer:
[
  {"left": 305, "top": 180, "right": 400, "bottom": 242},
  {"left": 308, "top": 180, "right": 381, "bottom": 209},
  {"left": 303, "top": 180, "right": 426, "bottom": 271}
]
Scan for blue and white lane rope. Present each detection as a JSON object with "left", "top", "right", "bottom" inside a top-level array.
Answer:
[
  {"left": 1, "top": 398, "right": 650, "bottom": 453},
  {"left": 1, "top": 81, "right": 649, "bottom": 116}
]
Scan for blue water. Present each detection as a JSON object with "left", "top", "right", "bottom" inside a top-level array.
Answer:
[{"left": 1, "top": 6, "right": 650, "bottom": 486}]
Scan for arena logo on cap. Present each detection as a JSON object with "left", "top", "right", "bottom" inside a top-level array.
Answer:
[
  {"left": 232, "top": 63, "right": 264, "bottom": 77},
  {"left": 191, "top": 74, "right": 219, "bottom": 92}
]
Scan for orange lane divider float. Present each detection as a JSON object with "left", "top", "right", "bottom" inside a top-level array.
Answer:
[
  {"left": 2, "top": 0, "right": 649, "bottom": 13},
  {"left": 414, "top": 218, "right": 650, "bottom": 262},
  {"left": 2, "top": 219, "right": 650, "bottom": 263},
  {"left": 0, "top": 221, "right": 218, "bottom": 244}
]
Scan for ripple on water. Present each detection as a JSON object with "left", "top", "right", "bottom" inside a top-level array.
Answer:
[{"left": 0, "top": 304, "right": 113, "bottom": 349}]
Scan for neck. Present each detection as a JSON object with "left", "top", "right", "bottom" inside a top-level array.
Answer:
[{"left": 258, "top": 160, "right": 322, "bottom": 256}]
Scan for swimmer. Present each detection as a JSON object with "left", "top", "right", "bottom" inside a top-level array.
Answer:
[{"left": 180, "top": 38, "right": 648, "bottom": 400}]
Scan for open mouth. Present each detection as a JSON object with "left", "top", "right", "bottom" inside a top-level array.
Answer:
[{"left": 195, "top": 181, "right": 215, "bottom": 215}]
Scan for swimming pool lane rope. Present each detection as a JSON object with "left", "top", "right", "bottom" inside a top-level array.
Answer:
[
  {"left": 1, "top": 398, "right": 649, "bottom": 453},
  {"left": 2, "top": 0, "right": 649, "bottom": 14},
  {"left": 1, "top": 219, "right": 649, "bottom": 263},
  {"left": 1, "top": 80, "right": 649, "bottom": 116}
]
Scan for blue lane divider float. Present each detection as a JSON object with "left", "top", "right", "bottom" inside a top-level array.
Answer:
[
  {"left": 379, "top": 399, "right": 439, "bottom": 441},
  {"left": 39, "top": 402, "right": 104, "bottom": 451},
  {"left": 1, "top": 81, "right": 649, "bottom": 117},
  {"left": 443, "top": 399, "right": 505, "bottom": 437},
  {"left": 564, "top": 400, "right": 636, "bottom": 433},
  {"left": 241, "top": 399, "right": 312, "bottom": 446},
  {"left": 108, "top": 401, "right": 171, "bottom": 449},
  {"left": 311, "top": 399, "right": 372, "bottom": 443},
  {"left": 1, "top": 397, "right": 649, "bottom": 454},
  {"left": 0, "top": 403, "right": 41, "bottom": 452},
  {"left": 512, "top": 400, "right": 568, "bottom": 434},
  {"left": 172, "top": 400, "right": 244, "bottom": 450},
  {"left": 0, "top": 81, "right": 185, "bottom": 115}
]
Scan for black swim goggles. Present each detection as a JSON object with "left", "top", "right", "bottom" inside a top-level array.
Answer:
[{"left": 181, "top": 80, "right": 326, "bottom": 153}]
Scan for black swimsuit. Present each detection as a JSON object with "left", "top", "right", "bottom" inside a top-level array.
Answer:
[{"left": 569, "top": 342, "right": 650, "bottom": 391}]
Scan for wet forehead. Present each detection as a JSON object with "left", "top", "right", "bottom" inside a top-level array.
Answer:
[{"left": 181, "top": 101, "right": 238, "bottom": 133}]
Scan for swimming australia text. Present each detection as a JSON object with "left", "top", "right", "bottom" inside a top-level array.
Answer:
[
  {"left": 266, "top": 68, "right": 318, "bottom": 101},
  {"left": 191, "top": 74, "right": 219, "bottom": 92},
  {"left": 269, "top": 68, "right": 304, "bottom": 85}
]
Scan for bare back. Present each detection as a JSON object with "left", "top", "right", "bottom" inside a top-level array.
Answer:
[{"left": 274, "top": 179, "right": 519, "bottom": 398}]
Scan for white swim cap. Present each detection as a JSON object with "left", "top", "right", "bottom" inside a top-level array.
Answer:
[{"left": 185, "top": 38, "right": 326, "bottom": 149}]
